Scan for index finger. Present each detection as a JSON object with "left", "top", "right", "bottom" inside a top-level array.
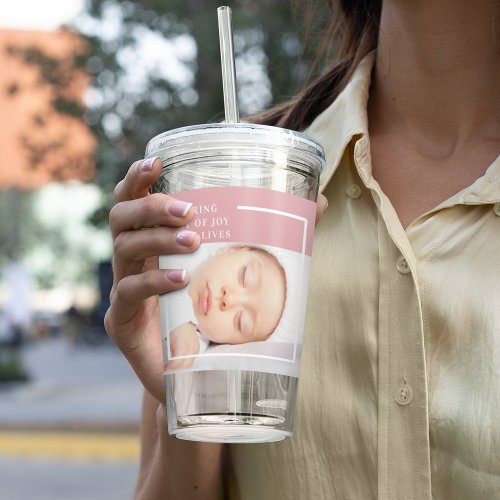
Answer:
[{"left": 114, "top": 157, "right": 163, "bottom": 203}]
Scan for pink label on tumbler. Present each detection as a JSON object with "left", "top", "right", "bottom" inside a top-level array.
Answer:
[{"left": 174, "top": 186, "right": 316, "bottom": 256}]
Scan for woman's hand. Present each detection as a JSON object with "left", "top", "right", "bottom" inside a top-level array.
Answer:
[{"left": 104, "top": 157, "right": 201, "bottom": 402}]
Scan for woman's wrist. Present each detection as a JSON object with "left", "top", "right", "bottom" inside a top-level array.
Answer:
[{"left": 148, "top": 399, "right": 225, "bottom": 500}]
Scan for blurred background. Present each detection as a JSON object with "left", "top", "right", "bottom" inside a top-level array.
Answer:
[{"left": 0, "top": 0, "right": 329, "bottom": 498}]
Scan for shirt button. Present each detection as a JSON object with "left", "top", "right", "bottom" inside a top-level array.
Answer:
[
  {"left": 395, "top": 379, "right": 414, "bottom": 406},
  {"left": 346, "top": 184, "right": 362, "bottom": 199},
  {"left": 396, "top": 256, "right": 411, "bottom": 274},
  {"left": 493, "top": 203, "right": 500, "bottom": 216}
]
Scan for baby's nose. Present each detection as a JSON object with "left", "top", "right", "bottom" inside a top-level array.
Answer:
[
  {"left": 220, "top": 287, "right": 230, "bottom": 310},
  {"left": 220, "top": 287, "right": 237, "bottom": 310}
]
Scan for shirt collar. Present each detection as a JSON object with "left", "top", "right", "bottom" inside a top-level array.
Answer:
[
  {"left": 462, "top": 155, "right": 500, "bottom": 204},
  {"left": 304, "top": 52, "right": 374, "bottom": 192}
]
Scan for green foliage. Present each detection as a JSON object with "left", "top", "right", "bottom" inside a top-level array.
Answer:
[
  {"left": 0, "top": 347, "right": 29, "bottom": 383},
  {"left": 0, "top": 187, "right": 103, "bottom": 290},
  {"left": 0, "top": 189, "right": 34, "bottom": 264}
]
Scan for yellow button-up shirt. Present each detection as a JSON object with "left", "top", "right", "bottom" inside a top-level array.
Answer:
[{"left": 227, "top": 52, "right": 500, "bottom": 500}]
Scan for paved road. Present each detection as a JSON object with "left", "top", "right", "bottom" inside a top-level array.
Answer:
[
  {"left": 0, "top": 457, "right": 138, "bottom": 500},
  {"left": 0, "top": 337, "right": 143, "bottom": 428}
]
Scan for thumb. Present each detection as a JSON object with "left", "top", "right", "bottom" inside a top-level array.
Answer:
[{"left": 315, "top": 194, "right": 328, "bottom": 224}]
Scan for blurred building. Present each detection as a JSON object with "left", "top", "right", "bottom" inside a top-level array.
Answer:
[{"left": 0, "top": 28, "right": 95, "bottom": 188}]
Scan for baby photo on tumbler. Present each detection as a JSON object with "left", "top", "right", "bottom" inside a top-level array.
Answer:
[{"left": 160, "top": 240, "right": 311, "bottom": 374}]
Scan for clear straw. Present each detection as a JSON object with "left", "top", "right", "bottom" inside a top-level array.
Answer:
[{"left": 217, "top": 6, "right": 240, "bottom": 123}]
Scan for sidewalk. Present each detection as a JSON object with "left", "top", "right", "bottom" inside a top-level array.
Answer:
[{"left": 0, "top": 336, "right": 143, "bottom": 431}]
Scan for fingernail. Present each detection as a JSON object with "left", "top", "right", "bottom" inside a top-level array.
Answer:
[
  {"left": 176, "top": 230, "right": 197, "bottom": 246},
  {"left": 167, "top": 200, "right": 192, "bottom": 218},
  {"left": 166, "top": 269, "right": 187, "bottom": 283},
  {"left": 141, "top": 157, "right": 158, "bottom": 171}
]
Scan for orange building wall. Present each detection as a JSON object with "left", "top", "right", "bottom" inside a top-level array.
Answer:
[{"left": 0, "top": 29, "right": 96, "bottom": 189}]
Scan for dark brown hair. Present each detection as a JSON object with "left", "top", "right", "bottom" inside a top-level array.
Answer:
[{"left": 254, "top": 0, "right": 381, "bottom": 131}]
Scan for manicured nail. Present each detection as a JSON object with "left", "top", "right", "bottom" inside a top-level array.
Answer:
[
  {"left": 167, "top": 200, "right": 192, "bottom": 218},
  {"left": 141, "top": 157, "right": 158, "bottom": 171},
  {"left": 176, "top": 230, "right": 197, "bottom": 246},
  {"left": 166, "top": 269, "right": 187, "bottom": 283}
]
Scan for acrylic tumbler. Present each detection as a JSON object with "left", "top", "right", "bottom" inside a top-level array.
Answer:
[{"left": 146, "top": 123, "right": 325, "bottom": 443}]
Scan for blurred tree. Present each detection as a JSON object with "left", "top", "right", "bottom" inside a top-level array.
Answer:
[
  {"left": 0, "top": 189, "right": 34, "bottom": 264},
  {"left": 0, "top": 186, "right": 106, "bottom": 290},
  {"left": 6, "top": 0, "right": 330, "bottom": 227}
]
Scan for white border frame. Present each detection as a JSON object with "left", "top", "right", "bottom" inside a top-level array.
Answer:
[{"left": 167, "top": 205, "right": 308, "bottom": 365}]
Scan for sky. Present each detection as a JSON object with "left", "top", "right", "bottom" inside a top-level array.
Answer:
[{"left": 0, "top": 0, "right": 84, "bottom": 30}]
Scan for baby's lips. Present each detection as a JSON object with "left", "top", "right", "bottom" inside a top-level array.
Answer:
[
  {"left": 207, "top": 284, "right": 213, "bottom": 313},
  {"left": 199, "top": 283, "right": 213, "bottom": 315}
]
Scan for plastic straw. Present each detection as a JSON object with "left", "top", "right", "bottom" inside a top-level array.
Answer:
[{"left": 217, "top": 6, "right": 240, "bottom": 123}]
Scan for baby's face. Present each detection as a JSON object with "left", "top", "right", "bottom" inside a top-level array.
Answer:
[{"left": 188, "top": 247, "right": 286, "bottom": 344}]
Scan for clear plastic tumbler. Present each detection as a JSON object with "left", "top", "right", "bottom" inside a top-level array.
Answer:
[{"left": 146, "top": 122, "right": 325, "bottom": 443}]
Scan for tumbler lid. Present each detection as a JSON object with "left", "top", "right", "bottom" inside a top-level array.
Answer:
[{"left": 145, "top": 123, "right": 325, "bottom": 175}]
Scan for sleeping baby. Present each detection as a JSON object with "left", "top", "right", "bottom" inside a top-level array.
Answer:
[{"left": 166, "top": 245, "right": 287, "bottom": 370}]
